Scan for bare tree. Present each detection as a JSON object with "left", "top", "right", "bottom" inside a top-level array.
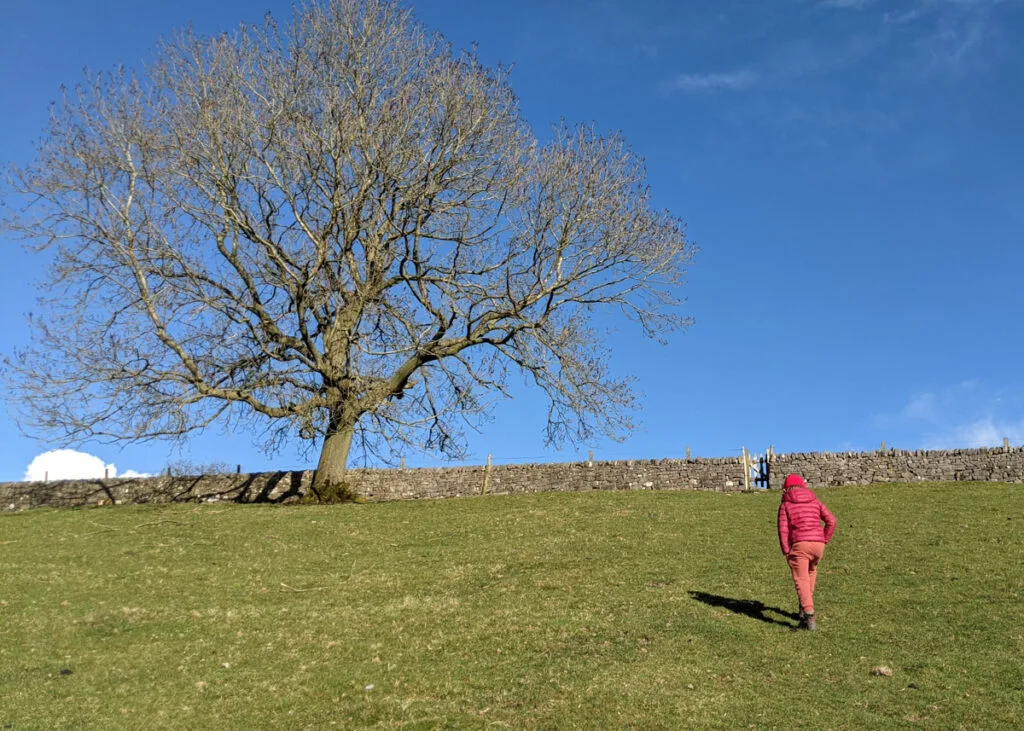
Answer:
[{"left": 3, "top": 0, "right": 694, "bottom": 490}]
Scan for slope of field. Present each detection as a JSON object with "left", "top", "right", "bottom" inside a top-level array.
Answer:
[{"left": 1, "top": 482, "right": 1021, "bottom": 728}]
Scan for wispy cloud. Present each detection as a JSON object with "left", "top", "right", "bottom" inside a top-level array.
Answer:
[
  {"left": 666, "top": 31, "right": 878, "bottom": 96},
  {"left": 922, "top": 417, "right": 1024, "bottom": 449},
  {"left": 819, "top": 0, "right": 872, "bottom": 9},
  {"left": 881, "top": 0, "right": 1018, "bottom": 74},
  {"left": 884, "top": 7, "right": 927, "bottom": 24},
  {"left": 916, "top": 16, "right": 998, "bottom": 75},
  {"left": 665, "top": 69, "right": 759, "bottom": 92},
  {"left": 875, "top": 380, "right": 1024, "bottom": 449},
  {"left": 670, "top": 0, "right": 1016, "bottom": 97}
]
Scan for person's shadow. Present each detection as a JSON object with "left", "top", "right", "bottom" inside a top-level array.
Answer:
[{"left": 689, "top": 591, "right": 800, "bottom": 628}]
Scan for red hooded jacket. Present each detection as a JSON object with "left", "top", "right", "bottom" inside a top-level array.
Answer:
[{"left": 777, "top": 486, "right": 836, "bottom": 555}]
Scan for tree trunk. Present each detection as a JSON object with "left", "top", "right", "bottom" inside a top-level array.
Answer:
[{"left": 312, "top": 420, "right": 354, "bottom": 492}]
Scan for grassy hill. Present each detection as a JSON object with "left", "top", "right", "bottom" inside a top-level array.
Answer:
[{"left": 1, "top": 482, "right": 1021, "bottom": 729}]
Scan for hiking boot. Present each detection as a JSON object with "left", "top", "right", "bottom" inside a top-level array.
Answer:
[{"left": 802, "top": 612, "right": 817, "bottom": 631}]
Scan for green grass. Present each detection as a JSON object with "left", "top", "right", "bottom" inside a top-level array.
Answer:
[{"left": 1, "top": 482, "right": 1022, "bottom": 729}]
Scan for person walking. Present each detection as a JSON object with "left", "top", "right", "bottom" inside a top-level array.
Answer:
[{"left": 778, "top": 473, "right": 836, "bottom": 630}]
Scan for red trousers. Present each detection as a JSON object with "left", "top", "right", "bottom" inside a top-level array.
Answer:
[{"left": 787, "top": 541, "right": 825, "bottom": 614}]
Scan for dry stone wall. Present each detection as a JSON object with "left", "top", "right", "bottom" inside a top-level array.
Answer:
[
  {"left": 0, "top": 470, "right": 316, "bottom": 512},
  {"left": 352, "top": 457, "right": 748, "bottom": 501},
  {"left": 0, "top": 457, "right": 747, "bottom": 512},
  {"left": 1, "top": 446, "right": 1022, "bottom": 512},
  {"left": 772, "top": 447, "right": 1024, "bottom": 487}
]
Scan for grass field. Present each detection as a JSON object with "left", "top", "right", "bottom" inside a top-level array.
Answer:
[{"left": 1, "top": 482, "right": 1022, "bottom": 729}]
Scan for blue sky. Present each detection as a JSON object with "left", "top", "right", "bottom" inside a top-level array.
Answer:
[{"left": 2, "top": 0, "right": 1023, "bottom": 480}]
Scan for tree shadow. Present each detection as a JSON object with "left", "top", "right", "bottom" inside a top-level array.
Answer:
[
  {"left": 246, "top": 471, "right": 306, "bottom": 503},
  {"left": 165, "top": 471, "right": 307, "bottom": 504},
  {"left": 689, "top": 591, "right": 800, "bottom": 628},
  {"left": 16, "top": 471, "right": 312, "bottom": 510}
]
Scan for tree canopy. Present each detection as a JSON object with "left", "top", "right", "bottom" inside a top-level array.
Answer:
[{"left": 3, "top": 0, "right": 695, "bottom": 488}]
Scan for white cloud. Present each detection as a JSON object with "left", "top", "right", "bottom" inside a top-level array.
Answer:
[
  {"left": 666, "top": 69, "right": 759, "bottom": 92},
  {"left": 22, "top": 450, "right": 151, "bottom": 482}
]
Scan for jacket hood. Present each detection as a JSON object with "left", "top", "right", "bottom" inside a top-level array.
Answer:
[
  {"left": 782, "top": 473, "right": 807, "bottom": 490},
  {"left": 782, "top": 485, "right": 817, "bottom": 504}
]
